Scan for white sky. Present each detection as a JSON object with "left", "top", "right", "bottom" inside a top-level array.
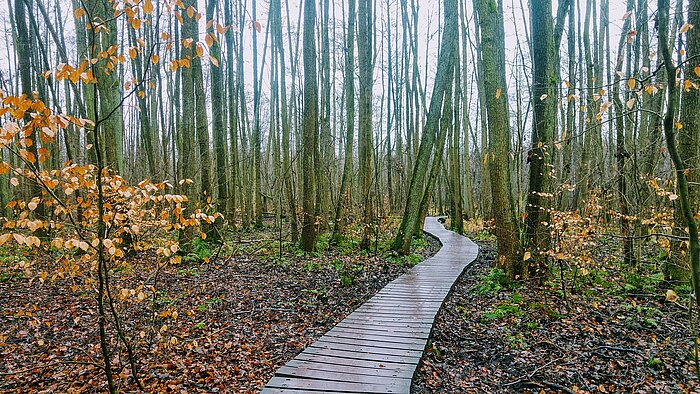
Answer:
[{"left": 0, "top": 0, "right": 651, "bottom": 152}]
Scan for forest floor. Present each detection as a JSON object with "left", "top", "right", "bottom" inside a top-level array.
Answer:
[
  {"left": 2, "top": 218, "right": 698, "bottom": 393},
  {"left": 413, "top": 235, "right": 699, "bottom": 394},
  {"left": 0, "top": 218, "right": 440, "bottom": 393}
]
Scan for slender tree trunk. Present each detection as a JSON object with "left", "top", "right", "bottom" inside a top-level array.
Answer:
[
  {"left": 270, "top": 0, "right": 299, "bottom": 242},
  {"left": 475, "top": 0, "right": 523, "bottom": 280},
  {"left": 14, "top": 0, "right": 46, "bottom": 237},
  {"left": 224, "top": 0, "right": 238, "bottom": 226},
  {"left": 611, "top": 2, "right": 636, "bottom": 267},
  {"left": 332, "top": 0, "right": 356, "bottom": 241},
  {"left": 207, "top": 0, "right": 227, "bottom": 240},
  {"left": 178, "top": 0, "right": 197, "bottom": 252},
  {"left": 300, "top": 0, "right": 318, "bottom": 252},
  {"left": 450, "top": 48, "right": 464, "bottom": 234},
  {"left": 357, "top": 0, "right": 374, "bottom": 250},
  {"left": 94, "top": 0, "right": 123, "bottom": 173},
  {"left": 526, "top": 0, "right": 556, "bottom": 278},
  {"left": 252, "top": 0, "right": 263, "bottom": 227},
  {"left": 658, "top": 0, "right": 700, "bottom": 307},
  {"left": 668, "top": 0, "right": 700, "bottom": 282},
  {"left": 392, "top": 0, "right": 458, "bottom": 255}
]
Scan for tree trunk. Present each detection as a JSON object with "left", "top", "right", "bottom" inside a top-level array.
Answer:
[
  {"left": 94, "top": 0, "right": 123, "bottom": 173},
  {"left": 177, "top": 0, "right": 198, "bottom": 252},
  {"left": 475, "top": 0, "right": 523, "bottom": 280},
  {"left": 658, "top": 0, "right": 700, "bottom": 306},
  {"left": 525, "top": 0, "right": 556, "bottom": 278},
  {"left": 332, "top": 0, "right": 356, "bottom": 242},
  {"left": 300, "top": 0, "right": 318, "bottom": 252},
  {"left": 207, "top": 0, "right": 227, "bottom": 240},
  {"left": 357, "top": 0, "right": 374, "bottom": 250},
  {"left": 392, "top": 0, "right": 458, "bottom": 255}
]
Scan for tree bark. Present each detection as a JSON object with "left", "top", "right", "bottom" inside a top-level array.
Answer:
[
  {"left": 475, "top": 0, "right": 523, "bottom": 280},
  {"left": 300, "top": 0, "right": 318, "bottom": 252}
]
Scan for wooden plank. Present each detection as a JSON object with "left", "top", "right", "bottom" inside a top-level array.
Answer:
[
  {"left": 266, "top": 376, "right": 410, "bottom": 394},
  {"left": 312, "top": 335, "right": 427, "bottom": 352},
  {"left": 261, "top": 388, "right": 340, "bottom": 394},
  {"left": 276, "top": 364, "right": 413, "bottom": 384},
  {"left": 321, "top": 331, "right": 428, "bottom": 348},
  {"left": 340, "top": 316, "right": 434, "bottom": 327},
  {"left": 359, "top": 301, "right": 445, "bottom": 309},
  {"left": 298, "top": 346, "right": 421, "bottom": 365},
  {"left": 326, "top": 325, "right": 431, "bottom": 340},
  {"left": 293, "top": 353, "right": 413, "bottom": 370},
  {"left": 334, "top": 321, "right": 432, "bottom": 335},
  {"left": 284, "top": 358, "right": 414, "bottom": 378},
  {"left": 308, "top": 341, "right": 424, "bottom": 358},
  {"left": 343, "top": 313, "right": 435, "bottom": 324}
]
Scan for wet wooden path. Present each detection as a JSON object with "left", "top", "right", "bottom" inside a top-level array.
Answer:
[{"left": 261, "top": 217, "right": 479, "bottom": 393}]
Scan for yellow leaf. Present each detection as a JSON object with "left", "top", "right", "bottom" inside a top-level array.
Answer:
[
  {"left": 195, "top": 44, "right": 204, "bottom": 57},
  {"left": 27, "top": 236, "right": 40, "bottom": 248},
  {"left": 205, "top": 33, "right": 213, "bottom": 47},
  {"left": 666, "top": 289, "right": 679, "bottom": 302},
  {"left": 495, "top": 88, "right": 502, "bottom": 99},
  {"left": 143, "top": 0, "right": 154, "bottom": 14},
  {"left": 74, "top": 8, "right": 85, "bottom": 19},
  {"left": 151, "top": 54, "right": 160, "bottom": 64},
  {"left": 669, "top": 193, "right": 679, "bottom": 201},
  {"left": 129, "top": 47, "right": 138, "bottom": 60},
  {"left": 627, "top": 78, "right": 636, "bottom": 90},
  {"left": 51, "top": 238, "right": 63, "bottom": 249},
  {"left": 131, "top": 18, "right": 142, "bottom": 30},
  {"left": 680, "top": 23, "right": 694, "bottom": 34},
  {"left": 523, "top": 251, "right": 531, "bottom": 261},
  {"left": 10, "top": 178, "right": 19, "bottom": 187},
  {"left": 210, "top": 56, "right": 219, "bottom": 67},
  {"left": 187, "top": 6, "right": 195, "bottom": 18},
  {"left": 694, "top": 66, "right": 700, "bottom": 77},
  {"left": 0, "top": 233, "right": 11, "bottom": 246},
  {"left": 13, "top": 233, "right": 25, "bottom": 245},
  {"left": 28, "top": 201, "right": 38, "bottom": 211}
]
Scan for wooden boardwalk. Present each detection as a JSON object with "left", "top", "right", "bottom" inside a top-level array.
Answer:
[{"left": 261, "top": 217, "right": 479, "bottom": 394}]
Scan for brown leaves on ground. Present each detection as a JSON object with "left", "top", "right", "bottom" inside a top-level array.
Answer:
[
  {"left": 0, "top": 226, "right": 438, "bottom": 393},
  {"left": 413, "top": 242, "right": 698, "bottom": 394}
]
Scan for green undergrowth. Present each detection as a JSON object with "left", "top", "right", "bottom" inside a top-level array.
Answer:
[{"left": 211, "top": 217, "right": 432, "bottom": 287}]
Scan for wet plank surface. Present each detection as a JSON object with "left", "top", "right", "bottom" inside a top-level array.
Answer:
[{"left": 261, "top": 217, "right": 478, "bottom": 393}]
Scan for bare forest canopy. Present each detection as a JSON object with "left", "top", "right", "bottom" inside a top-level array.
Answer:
[
  {"left": 1, "top": 0, "right": 700, "bottom": 292},
  {"left": 1, "top": 0, "right": 700, "bottom": 290}
]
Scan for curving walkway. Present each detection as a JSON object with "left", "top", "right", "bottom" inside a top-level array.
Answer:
[{"left": 261, "top": 217, "right": 479, "bottom": 393}]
